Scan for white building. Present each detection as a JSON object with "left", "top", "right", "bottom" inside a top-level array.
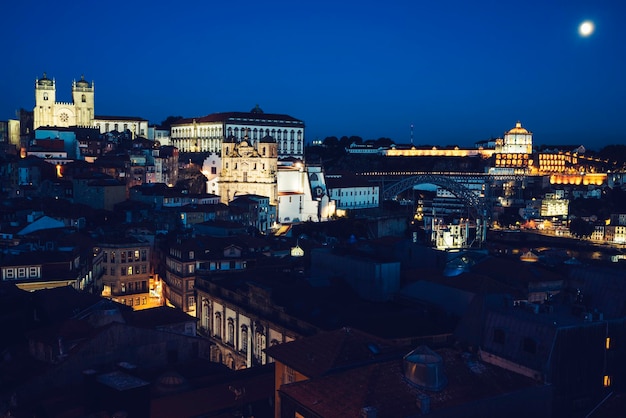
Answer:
[
  {"left": 171, "top": 105, "right": 305, "bottom": 159},
  {"left": 148, "top": 125, "right": 171, "bottom": 145},
  {"left": 33, "top": 73, "right": 94, "bottom": 130},
  {"left": 277, "top": 163, "right": 331, "bottom": 223},
  {"left": 496, "top": 121, "right": 533, "bottom": 154},
  {"left": 325, "top": 173, "right": 379, "bottom": 214},
  {"left": 201, "top": 153, "right": 221, "bottom": 196},
  {"left": 541, "top": 193, "right": 569, "bottom": 218},
  {"left": 94, "top": 115, "right": 149, "bottom": 138},
  {"left": 33, "top": 72, "right": 149, "bottom": 138}
]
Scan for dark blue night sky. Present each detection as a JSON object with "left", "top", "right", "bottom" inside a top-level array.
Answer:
[{"left": 1, "top": 0, "right": 625, "bottom": 149}]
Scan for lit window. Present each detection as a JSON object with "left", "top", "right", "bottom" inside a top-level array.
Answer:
[
  {"left": 285, "top": 366, "right": 295, "bottom": 383},
  {"left": 604, "top": 375, "right": 612, "bottom": 387},
  {"left": 606, "top": 337, "right": 611, "bottom": 350}
]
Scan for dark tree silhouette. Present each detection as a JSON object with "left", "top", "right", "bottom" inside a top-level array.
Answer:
[{"left": 569, "top": 217, "right": 595, "bottom": 239}]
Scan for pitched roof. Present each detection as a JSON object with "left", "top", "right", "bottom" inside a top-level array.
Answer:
[
  {"left": 129, "top": 306, "right": 198, "bottom": 328},
  {"left": 280, "top": 347, "right": 544, "bottom": 418},
  {"left": 173, "top": 111, "right": 303, "bottom": 127},
  {"left": 264, "top": 327, "right": 398, "bottom": 378}
]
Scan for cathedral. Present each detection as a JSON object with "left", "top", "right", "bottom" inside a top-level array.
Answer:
[
  {"left": 32, "top": 72, "right": 148, "bottom": 137},
  {"left": 33, "top": 73, "right": 94, "bottom": 130}
]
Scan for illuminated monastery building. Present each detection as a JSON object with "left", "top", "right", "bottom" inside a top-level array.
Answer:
[{"left": 170, "top": 105, "right": 305, "bottom": 159}]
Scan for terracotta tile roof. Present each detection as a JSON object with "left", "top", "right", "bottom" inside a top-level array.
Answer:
[
  {"left": 173, "top": 111, "right": 303, "bottom": 126},
  {"left": 265, "top": 327, "right": 399, "bottom": 378},
  {"left": 129, "top": 306, "right": 198, "bottom": 328},
  {"left": 280, "top": 347, "right": 543, "bottom": 417}
]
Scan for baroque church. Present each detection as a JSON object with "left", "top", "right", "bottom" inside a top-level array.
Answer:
[{"left": 219, "top": 132, "right": 278, "bottom": 205}]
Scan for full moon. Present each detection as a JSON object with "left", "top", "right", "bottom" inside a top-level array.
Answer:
[{"left": 579, "top": 21, "right": 594, "bottom": 37}]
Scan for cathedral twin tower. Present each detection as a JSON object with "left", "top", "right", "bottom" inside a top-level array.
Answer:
[{"left": 33, "top": 72, "right": 95, "bottom": 130}]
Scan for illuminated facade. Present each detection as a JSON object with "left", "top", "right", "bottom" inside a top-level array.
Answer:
[
  {"left": 98, "top": 239, "right": 157, "bottom": 310},
  {"left": 93, "top": 116, "right": 149, "bottom": 138},
  {"left": 497, "top": 121, "right": 533, "bottom": 154},
  {"left": 540, "top": 193, "right": 569, "bottom": 218},
  {"left": 171, "top": 105, "right": 305, "bottom": 159},
  {"left": 34, "top": 73, "right": 94, "bottom": 130},
  {"left": 219, "top": 135, "right": 278, "bottom": 205},
  {"left": 277, "top": 164, "right": 331, "bottom": 223},
  {"left": 196, "top": 279, "right": 304, "bottom": 369}
]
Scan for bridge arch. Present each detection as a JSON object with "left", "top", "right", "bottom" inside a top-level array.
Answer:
[{"left": 383, "top": 174, "right": 487, "bottom": 217}]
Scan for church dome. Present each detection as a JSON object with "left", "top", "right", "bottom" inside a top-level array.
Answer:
[
  {"left": 507, "top": 121, "right": 530, "bottom": 134},
  {"left": 75, "top": 74, "right": 90, "bottom": 87},
  {"left": 250, "top": 104, "right": 264, "bottom": 114},
  {"left": 37, "top": 72, "right": 53, "bottom": 86}
]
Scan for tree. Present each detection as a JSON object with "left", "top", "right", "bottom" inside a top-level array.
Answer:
[
  {"left": 597, "top": 145, "right": 626, "bottom": 167},
  {"left": 159, "top": 116, "right": 184, "bottom": 130},
  {"left": 322, "top": 136, "right": 339, "bottom": 148},
  {"left": 569, "top": 217, "right": 595, "bottom": 239}
]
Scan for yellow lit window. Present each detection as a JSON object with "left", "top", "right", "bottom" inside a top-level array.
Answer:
[
  {"left": 606, "top": 337, "right": 611, "bottom": 350},
  {"left": 604, "top": 375, "right": 611, "bottom": 387}
]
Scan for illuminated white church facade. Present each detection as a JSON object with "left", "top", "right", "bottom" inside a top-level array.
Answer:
[
  {"left": 33, "top": 72, "right": 148, "bottom": 137},
  {"left": 33, "top": 73, "right": 95, "bottom": 130}
]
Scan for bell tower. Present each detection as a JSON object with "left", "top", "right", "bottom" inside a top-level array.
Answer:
[
  {"left": 72, "top": 75, "right": 94, "bottom": 127},
  {"left": 34, "top": 72, "right": 56, "bottom": 129}
]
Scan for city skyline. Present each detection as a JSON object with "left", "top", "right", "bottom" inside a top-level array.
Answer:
[{"left": 1, "top": 0, "right": 625, "bottom": 149}]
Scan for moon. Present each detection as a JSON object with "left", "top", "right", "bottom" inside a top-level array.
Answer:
[{"left": 579, "top": 21, "right": 594, "bottom": 37}]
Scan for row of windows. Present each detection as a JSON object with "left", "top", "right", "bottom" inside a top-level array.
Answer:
[
  {"left": 103, "top": 250, "right": 147, "bottom": 263},
  {"left": 120, "top": 296, "right": 148, "bottom": 307},
  {"left": 112, "top": 264, "right": 148, "bottom": 276},
  {"left": 338, "top": 189, "right": 377, "bottom": 197},
  {"left": 119, "top": 280, "right": 148, "bottom": 293},
  {"left": 2, "top": 266, "right": 41, "bottom": 280}
]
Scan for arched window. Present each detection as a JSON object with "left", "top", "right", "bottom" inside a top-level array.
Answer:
[
  {"left": 255, "top": 323, "right": 265, "bottom": 363},
  {"left": 202, "top": 299, "right": 211, "bottom": 332},
  {"left": 228, "top": 318, "right": 235, "bottom": 345},
  {"left": 241, "top": 326, "right": 248, "bottom": 353},
  {"left": 43, "top": 93, "right": 48, "bottom": 101},
  {"left": 215, "top": 312, "right": 222, "bottom": 339},
  {"left": 81, "top": 94, "right": 86, "bottom": 103}
]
